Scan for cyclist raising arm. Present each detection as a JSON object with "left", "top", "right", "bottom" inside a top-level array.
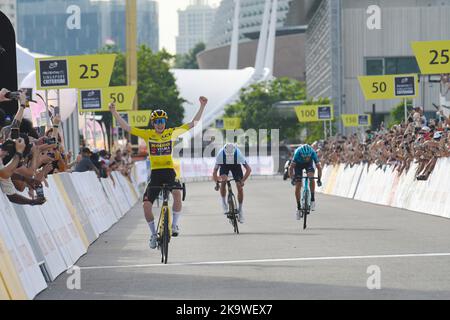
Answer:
[
  {"left": 109, "top": 96, "right": 208, "bottom": 249},
  {"left": 289, "top": 144, "right": 322, "bottom": 219},
  {"left": 212, "top": 143, "right": 251, "bottom": 223}
]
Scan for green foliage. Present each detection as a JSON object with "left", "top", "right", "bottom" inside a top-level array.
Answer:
[
  {"left": 136, "top": 45, "right": 185, "bottom": 127},
  {"left": 224, "top": 78, "right": 306, "bottom": 141},
  {"left": 174, "top": 42, "right": 206, "bottom": 69},
  {"left": 388, "top": 99, "right": 413, "bottom": 128},
  {"left": 98, "top": 44, "right": 185, "bottom": 130}
]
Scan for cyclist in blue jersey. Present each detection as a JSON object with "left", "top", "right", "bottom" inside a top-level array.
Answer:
[{"left": 289, "top": 144, "right": 322, "bottom": 219}]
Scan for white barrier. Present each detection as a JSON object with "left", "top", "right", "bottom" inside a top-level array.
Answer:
[
  {"left": 0, "top": 193, "right": 47, "bottom": 299},
  {"left": 0, "top": 170, "right": 139, "bottom": 299},
  {"left": 318, "top": 158, "right": 450, "bottom": 219}
]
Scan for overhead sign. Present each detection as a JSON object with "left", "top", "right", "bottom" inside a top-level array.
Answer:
[
  {"left": 78, "top": 86, "right": 136, "bottom": 112},
  {"left": 358, "top": 74, "right": 418, "bottom": 100},
  {"left": 35, "top": 54, "right": 116, "bottom": 90},
  {"left": 294, "top": 105, "right": 334, "bottom": 122},
  {"left": 411, "top": 40, "right": 450, "bottom": 74},
  {"left": 114, "top": 110, "right": 151, "bottom": 128},
  {"left": 223, "top": 117, "right": 241, "bottom": 130},
  {"left": 342, "top": 114, "right": 372, "bottom": 127}
]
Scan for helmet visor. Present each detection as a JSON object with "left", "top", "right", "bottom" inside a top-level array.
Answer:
[{"left": 153, "top": 118, "right": 166, "bottom": 125}]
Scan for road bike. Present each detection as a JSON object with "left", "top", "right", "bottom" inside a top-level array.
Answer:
[
  {"left": 294, "top": 176, "right": 320, "bottom": 230},
  {"left": 148, "top": 182, "right": 186, "bottom": 264},
  {"left": 215, "top": 179, "right": 240, "bottom": 234}
]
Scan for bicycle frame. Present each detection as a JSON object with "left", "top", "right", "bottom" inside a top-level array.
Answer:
[
  {"left": 148, "top": 183, "right": 186, "bottom": 264},
  {"left": 301, "top": 176, "right": 311, "bottom": 211},
  {"left": 216, "top": 178, "right": 239, "bottom": 234},
  {"left": 295, "top": 175, "right": 319, "bottom": 230},
  {"left": 158, "top": 187, "right": 172, "bottom": 237}
]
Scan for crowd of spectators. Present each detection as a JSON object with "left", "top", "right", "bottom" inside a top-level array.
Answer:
[
  {"left": 0, "top": 88, "right": 134, "bottom": 206},
  {"left": 316, "top": 106, "right": 450, "bottom": 181}
]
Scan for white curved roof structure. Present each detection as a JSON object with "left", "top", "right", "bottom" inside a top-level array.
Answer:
[
  {"left": 171, "top": 67, "right": 270, "bottom": 128},
  {"left": 16, "top": 45, "right": 270, "bottom": 129},
  {"left": 16, "top": 43, "right": 48, "bottom": 85}
]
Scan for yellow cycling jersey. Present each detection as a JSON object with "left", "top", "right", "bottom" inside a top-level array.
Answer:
[{"left": 130, "top": 124, "right": 190, "bottom": 170}]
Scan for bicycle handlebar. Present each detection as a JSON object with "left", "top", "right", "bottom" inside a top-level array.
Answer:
[{"left": 214, "top": 178, "right": 238, "bottom": 191}]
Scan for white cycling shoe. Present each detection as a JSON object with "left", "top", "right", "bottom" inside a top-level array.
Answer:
[
  {"left": 222, "top": 202, "right": 229, "bottom": 215},
  {"left": 311, "top": 201, "right": 316, "bottom": 211},
  {"left": 296, "top": 209, "right": 302, "bottom": 220},
  {"left": 238, "top": 210, "right": 245, "bottom": 224},
  {"left": 172, "top": 225, "right": 180, "bottom": 237},
  {"left": 149, "top": 234, "right": 157, "bottom": 249}
]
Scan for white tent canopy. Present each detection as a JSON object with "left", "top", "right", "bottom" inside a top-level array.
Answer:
[{"left": 16, "top": 43, "right": 48, "bottom": 86}]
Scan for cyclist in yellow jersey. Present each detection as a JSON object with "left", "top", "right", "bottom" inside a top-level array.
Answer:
[{"left": 109, "top": 96, "right": 208, "bottom": 249}]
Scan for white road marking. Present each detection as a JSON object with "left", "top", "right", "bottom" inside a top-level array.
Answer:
[{"left": 80, "top": 252, "right": 450, "bottom": 270}]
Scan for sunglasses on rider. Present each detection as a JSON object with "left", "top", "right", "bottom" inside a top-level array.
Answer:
[{"left": 153, "top": 118, "right": 166, "bottom": 125}]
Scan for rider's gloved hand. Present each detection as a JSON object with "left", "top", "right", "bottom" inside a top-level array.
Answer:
[{"left": 317, "top": 179, "right": 322, "bottom": 187}]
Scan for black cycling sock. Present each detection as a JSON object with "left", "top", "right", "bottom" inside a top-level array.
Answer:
[
  {"left": 311, "top": 193, "right": 315, "bottom": 202},
  {"left": 297, "top": 201, "right": 301, "bottom": 210}
]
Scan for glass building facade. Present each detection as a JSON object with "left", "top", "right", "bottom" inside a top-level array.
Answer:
[{"left": 16, "top": 0, "right": 159, "bottom": 56}]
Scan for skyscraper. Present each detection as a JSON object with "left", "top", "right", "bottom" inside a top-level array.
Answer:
[
  {"left": 16, "top": 0, "right": 159, "bottom": 56},
  {"left": 176, "top": 0, "right": 216, "bottom": 55}
]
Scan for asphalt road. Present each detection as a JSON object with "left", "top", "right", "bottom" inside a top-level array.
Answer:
[{"left": 36, "top": 178, "right": 450, "bottom": 300}]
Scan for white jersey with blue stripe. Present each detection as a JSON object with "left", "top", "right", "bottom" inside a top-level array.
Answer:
[{"left": 215, "top": 147, "right": 247, "bottom": 165}]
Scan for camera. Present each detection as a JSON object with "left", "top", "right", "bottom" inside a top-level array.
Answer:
[
  {"left": 35, "top": 184, "right": 45, "bottom": 198},
  {"left": 44, "top": 137, "right": 57, "bottom": 145},
  {"left": 4, "top": 91, "right": 21, "bottom": 100}
]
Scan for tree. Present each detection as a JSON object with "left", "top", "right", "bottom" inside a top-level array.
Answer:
[
  {"left": 94, "top": 45, "right": 185, "bottom": 150},
  {"left": 174, "top": 42, "right": 206, "bottom": 69},
  {"left": 224, "top": 78, "right": 306, "bottom": 141},
  {"left": 136, "top": 45, "right": 185, "bottom": 127},
  {"left": 388, "top": 99, "right": 413, "bottom": 128},
  {"left": 97, "top": 45, "right": 185, "bottom": 136}
]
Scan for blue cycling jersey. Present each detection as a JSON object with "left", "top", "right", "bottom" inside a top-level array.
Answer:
[{"left": 293, "top": 145, "right": 319, "bottom": 164}]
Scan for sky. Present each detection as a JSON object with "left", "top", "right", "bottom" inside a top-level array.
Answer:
[{"left": 155, "top": 0, "right": 222, "bottom": 54}]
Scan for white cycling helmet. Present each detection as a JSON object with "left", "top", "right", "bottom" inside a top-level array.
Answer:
[{"left": 224, "top": 143, "right": 237, "bottom": 156}]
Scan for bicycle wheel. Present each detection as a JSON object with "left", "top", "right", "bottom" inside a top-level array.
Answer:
[
  {"left": 162, "top": 207, "right": 170, "bottom": 264},
  {"left": 156, "top": 208, "right": 164, "bottom": 261},
  {"left": 228, "top": 195, "right": 239, "bottom": 234},
  {"left": 303, "top": 190, "right": 310, "bottom": 230}
]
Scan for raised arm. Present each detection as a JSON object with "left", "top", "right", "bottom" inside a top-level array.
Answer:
[
  {"left": 109, "top": 102, "right": 131, "bottom": 132},
  {"left": 0, "top": 139, "right": 26, "bottom": 179},
  {"left": 11, "top": 90, "right": 27, "bottom": 128},
  {"left": 188, "top": 96, "right": 208, "bottom": 129}
]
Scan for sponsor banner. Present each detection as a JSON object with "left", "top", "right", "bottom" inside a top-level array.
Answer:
[
  {"left": 411, "top": 40, "right": 450, "bottom": 74},
  {"left": 35, "top": 54, "right": 116, "bottom": 90},
  {"left": 78, "top": 86, "right": 136, "bottom": 112},
  {"left": 358, "top": 74, "right": 418, "bottom": 100},
  {"left": 342, "top": 114, "right": 372, "bottom": 127},
  {"left": 295, "top": 105, "right": 334, "bottom": 122}
]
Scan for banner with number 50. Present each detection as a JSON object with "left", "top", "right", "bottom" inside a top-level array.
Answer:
[{"left": 78, "top": 86, "right": 136, "bottom": 112}]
